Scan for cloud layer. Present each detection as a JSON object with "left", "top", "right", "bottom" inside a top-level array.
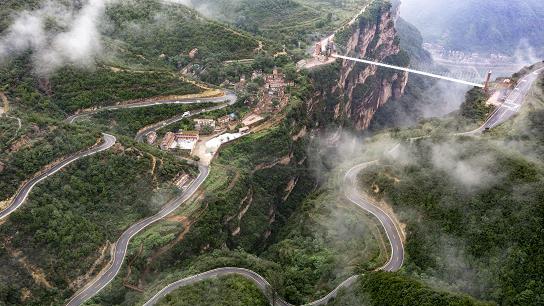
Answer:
[{"left": 0, "top": 0, "right": 108, "bottom": 75}]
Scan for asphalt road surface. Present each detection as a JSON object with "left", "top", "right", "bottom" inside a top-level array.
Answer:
[
  {"left": 142, "top": 159, "right": 402, "bottom": 306},
  {"left": 143, "top": 268, "right": 359, "bottom": 306},
  {"left": 134, "top": 91, "right": 238, "bottom": 143},
  {"left": 463, "top": 67, "right": 544, "bottom": 135},
  {"left": 65, "top": 165, "right": 210, "bottom": 306},
  {"left": 66, "top": 91, "right": 237, "bottom": 124},
  {"left": 344, "top": 162, "right": 404, "bottom": 272},
  {"left": 0, "top": 133, "right": 116, "bottom": 221}
]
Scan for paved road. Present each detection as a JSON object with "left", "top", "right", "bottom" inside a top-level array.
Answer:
[
  {"left": 344, "top": 162, "right": 404, "bottom": 272},
  {"left": 143, "top": 267, "right": 359, "bottom": 306},
  {"left": 462, "top": 68, "right": 544, "bottom": 135},
  {"left": 0, "top": 133, "right": 116, "bottom": 221},
  {"left": 66, "top": 91, "right": 237, "bottom": 124},
  {"left": 66, "top": 165, "right": 210, "bottom": 306},
  {"left": 142, "top": 158, "right": 402, "bottom": 306},
  {"left": 66, "top": 89, "right": 238, "bottom": 305},
  {"left": 134, "top": 91, "right": 238, "bottom": 143}
]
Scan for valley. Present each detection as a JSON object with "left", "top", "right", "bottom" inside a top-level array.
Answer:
[{"left": 0, "top": 0, "right": 543, "bottom": 306}]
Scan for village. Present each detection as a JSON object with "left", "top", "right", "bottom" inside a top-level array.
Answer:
[{"left": 143, "top": 64, "right": 294, "bottom": 164}]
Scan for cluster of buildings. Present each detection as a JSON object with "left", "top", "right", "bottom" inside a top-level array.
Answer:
[
  {"left": 314, "top": 39, "right": 336, "bottom": 59},
  {"left": 152, "top": 112, "right": 249, "bottom": 155},
  {"left": 147, "top": 65, "right": 296, "bottom": 156},
  {"left": 249, "top": 68, "right": 294, "bottom": 114},
  {"left": 160, "top": 131, "right": 200, "bottom": 154}
]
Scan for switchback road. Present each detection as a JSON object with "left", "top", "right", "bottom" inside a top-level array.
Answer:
[
  {"left": 66, "top": 89, "right": 237, "bottom": 305},
  {"left": 143, "top": 268, "right": 359, "bottom": 306},
  {"left": 142, "top": 159, "right": 403, "bottom": 306},
  {"left": 66, "top": 166, "right": 210, "bottom": 306},
  {"left": 0, "top": 133, "right": 116, "bottom": 221},
  {"left": 344, "top": 162, "right": 404, "bottom": 271}
]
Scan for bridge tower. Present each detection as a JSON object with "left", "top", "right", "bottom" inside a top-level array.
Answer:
[{"left": 483, "top": 70, "right": 492, "bottom": 93}]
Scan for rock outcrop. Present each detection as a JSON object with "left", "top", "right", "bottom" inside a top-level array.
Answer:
[
  {"left": 310, "top": 1, "right": 409, "bottom": 131},
  {"left": 339, "top": 2, "right": 408, "bottom": 130}
]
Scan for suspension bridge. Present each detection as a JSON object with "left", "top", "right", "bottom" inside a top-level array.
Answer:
[
  {"left": 332, "top": 54, "right": 486, "bottom": 88},
  {"left": 308, "top": 31, "right": 490, "bottom": 89}
]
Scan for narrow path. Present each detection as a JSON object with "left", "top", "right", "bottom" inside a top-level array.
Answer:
[
  {"left": 4, "top": 115, "right": 22, "bottom": 144},
  {"left": 0, "top": 133, "right": 116, "bottom": 220},
  {"left": 141, "top": 158, "right": 403, "bottom": 306}
]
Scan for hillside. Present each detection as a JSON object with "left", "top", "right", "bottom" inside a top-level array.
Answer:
[
  {"left": 401, "top": 0, "right": 544, "bottom": 55},
  {"left": 178, "top": 0, "right": 372, "bottom": 47},
  {"left": 1, "top": 0, "right": 543, "bottom": 306},
  {"left": 359, "top": 71, "right": 544, "bottom": 305}
]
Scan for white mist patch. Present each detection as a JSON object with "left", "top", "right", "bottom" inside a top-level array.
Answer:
[
  {"left": 430, "top": 142, "right": 496, "bottom": 188},
  {"left": 0, "top": 0, "right": 109, "bottom": 75}
]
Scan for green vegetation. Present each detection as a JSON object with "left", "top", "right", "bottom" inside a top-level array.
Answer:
[
  {"left": 0, "top": 140, "right": 194, "bottom": 305},
  {"left": 88, "top": 103, "right": 211, "bottom": 137},
  {"left": 332, "top": 272, "right": 491, "bottom": 306},
  {"left": 106, "top": 0, "right": 260, "bottom": 65},
  {"left": 50, "top": 68, "right": 202, "bottom": 113},
  {"left": 0, "top": 116, "right": 21, "bottom": 152},
  {"left": 459, "top": 88, "right": 493, "bottom": 122},
  {"left": 358, "top": 79, "right": 544, "bottom": 304},
  {"left": 157, "top": 275, "right": 268, "bottom": 306},
  {"left": 0, "top": 124, "right": 98, "bottom": 202},
  {"left": 185, "top": 0, "right": 371, "bottom": 48}
]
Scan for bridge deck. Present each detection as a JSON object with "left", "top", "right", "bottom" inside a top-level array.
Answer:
[{"left": 333, "top": 54, "right": 485, "bottom": 88}]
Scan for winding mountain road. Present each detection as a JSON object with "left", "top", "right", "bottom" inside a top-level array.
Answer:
[
  {"left": 67, "top": 91, "right": 237, "bottom": 124},
  {"left": 143, "top": 268, "right": 359, "bottom": 306},
  {"left": 0, "top": 133, "right": 116, "bottom": 221},
  {"left": 66, "top": 165, "right": 210, "bottom": 306},
  {"left": 66, "top": 90, "right": 236, "bottom": 305},
  {"left": 141, "top": 159, "right": 403, "bottom": 306},
  {"left": 344, "top": 162, "right": 404, "bottom": 271},
  {"left": 461, "top": 67, "right": 544, "bottom": 135}
]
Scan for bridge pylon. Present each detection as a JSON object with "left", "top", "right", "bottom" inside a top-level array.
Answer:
[{"left": 484, "top": 70, "right": 492, "bottom": 93}]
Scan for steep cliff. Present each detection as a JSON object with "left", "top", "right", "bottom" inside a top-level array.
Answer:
[{"left": 311, "top": 1, "right": 410, "bottom": 131}]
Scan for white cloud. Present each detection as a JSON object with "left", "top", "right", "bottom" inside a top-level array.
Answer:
[{"left": 0, "top": 0, "right": 109, "bottom": 75}]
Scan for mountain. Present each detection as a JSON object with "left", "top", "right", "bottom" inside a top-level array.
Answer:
[
  {"left": 400, "top": 0, "right": 544, "bottom": 55},
  {"left": 1, "top": 0, "right": 544, "bottom": 306}
]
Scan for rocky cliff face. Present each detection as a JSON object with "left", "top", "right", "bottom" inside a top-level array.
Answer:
[{"left": 325, "top": 2, "right": 409, "bottom": 130}]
